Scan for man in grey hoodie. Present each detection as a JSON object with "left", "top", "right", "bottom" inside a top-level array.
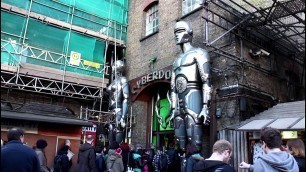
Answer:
[{"left": 239, "top": 127, "right": 299, "bottom": 172}]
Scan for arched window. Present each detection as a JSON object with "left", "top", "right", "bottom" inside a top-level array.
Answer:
[{"left": 145, "top": 3, "right": 159, "bottom": 36}]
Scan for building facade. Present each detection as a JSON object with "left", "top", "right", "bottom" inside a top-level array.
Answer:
[
  {"left": 125, "top": 0, "right": 305, "bottom": 170},
  {"left": 1, "top": 0, "right": 129, "bottom": 169}
]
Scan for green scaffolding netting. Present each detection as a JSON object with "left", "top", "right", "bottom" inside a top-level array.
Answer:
[
  {"left": 2, "top": 0, "right": 128, "bottom": 40},
  {"left": 1, "top": 0, "right": 127, "bottom": 78}
]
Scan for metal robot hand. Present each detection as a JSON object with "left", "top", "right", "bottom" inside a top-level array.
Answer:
[
  {"left": 198, "top": 107, "right": 210, "bottom": 125},
  {"left": 119, "top": 118, "right": 126, "bottom": 128},
  {"left": 167, "top": 108, "right": 178, "bottom": 127}
]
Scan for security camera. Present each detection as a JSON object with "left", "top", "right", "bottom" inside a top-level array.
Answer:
[
  {"left": 249, "top": 48, "right": 270, "bottom": 58},
  {"left": 260, "top": 49, "right": 270, "bottom": 56}
]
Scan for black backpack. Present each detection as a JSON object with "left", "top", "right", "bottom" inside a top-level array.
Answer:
[
  {"left": 158, "top": 154, "right": 168, "bottom": 171},
  {"left": 53, "top": 154, "right": 62, "bottom": 172},
  {"left": 128, "top": 152, "right": 136, "bottom": 168},
  {"left": 95, "top": 154, "right": 106, "bottom": 172}
]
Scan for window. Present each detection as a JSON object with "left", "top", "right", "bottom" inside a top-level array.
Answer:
[
  {"left": 182, "top": 0, "right": 202, "bottom": 15},
  {"left": 145, "top": 4, "right": 159, "bottom": 36}
]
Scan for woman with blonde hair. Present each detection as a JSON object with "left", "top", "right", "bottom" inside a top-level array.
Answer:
[{"left": 286, "top": 139, "right": 305, "bottom": 172}]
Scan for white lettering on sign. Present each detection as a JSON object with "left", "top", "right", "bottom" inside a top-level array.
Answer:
[
  {"left": 132, "top": 69, "right": 171, "bottom": 94},
  {"left": 82, "top": 125, "right": 97, "bottom": 132}
]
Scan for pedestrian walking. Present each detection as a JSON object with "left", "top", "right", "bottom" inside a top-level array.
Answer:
[
  {"left": 286, "top": 138, "right": 305, "bottom": 172},
  {"left": 53, "top": 145, "right": 70, "bottom": 172},
  {"left": 120, "top": 142, "right": 130, "bottom": 172},
  {"left": 76, "top": 135, "right": 98, "bottom": 172},
  {"left": 131, "top": 145, "right": 142, "bottom": 172},
  {"left": 106, "top": 141, "right": 120, "bottom": 162},
  {"left": 63, "top": 139, "right": 73, "bottom": 169},
  {"left": 95, "top": 147, "right": 107, "bottom": 172},
  {"left": 152, "top": 146, "right": 170, "bottom": 172},
  {"left": 106, "top": 147, "right": 124, "bottom": 172},
  {"left": 35, "top": 139, "right": 51, "bottom": 172},
  {"left": 239, "top": 127, "right": 299, "bottom": 172},
  {"left": 165, "top": 142, "right": 180, "bottom": 172},
  {"left": 1, "top": 127, "right": 40, "bottom": 172},
  {"left": 193, "top": 139, "right": 235, "bottom": 172},
  {"left": 186, "top": 143, "right": 204, "bottom": 172}
]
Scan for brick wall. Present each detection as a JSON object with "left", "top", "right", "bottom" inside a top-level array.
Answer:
[{"left": 125, "top": 0, "right": 303, "bottom": 150}]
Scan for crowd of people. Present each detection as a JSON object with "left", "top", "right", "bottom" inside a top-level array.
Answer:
[{"left": 1, "top": 127, "right": 305, "bottom": 172}]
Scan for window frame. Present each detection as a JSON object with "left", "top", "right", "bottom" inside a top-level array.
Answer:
[
  {"left": 145, "top": 3, "right": 159, "bottom": 36},
  {"left": 182, "top": 0, "right": 202, "bottom": 16}
]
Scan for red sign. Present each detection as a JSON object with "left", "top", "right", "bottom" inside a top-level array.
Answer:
[{"left": 81, "top": 123, "right": 97, "bottom": 146}]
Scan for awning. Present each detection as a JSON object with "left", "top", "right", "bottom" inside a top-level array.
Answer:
[
  {"left": 237, "top": 117, "right": 305, "bottom": 131},
  {"left": 228, "top": 101, "right": 305, "bottom": 131},
  {"left": 1, "top": 110, "right": 93, "bottom": 127}
]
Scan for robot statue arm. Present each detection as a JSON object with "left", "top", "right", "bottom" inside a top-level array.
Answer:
[
  {"left": 195, "top": 50, "right": 212, "bottom": 125},
  {"left": 168, "top": 70, "right": 179, "bottom": 126},
  {"left": 120, "top": 77, "right": 129, "bottom": 128}
]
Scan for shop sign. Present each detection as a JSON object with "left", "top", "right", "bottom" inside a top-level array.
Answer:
[
  {"left": 81, "top": 123, "right": 97, "bottom": 146},
  {"left": 1, "top": 120, "right": 38, "bottom": 134},
  {"left": 82, "top": 124, "right": 97, "bottom": 133},
  {"left": 131, "top": 68, "right": 172, "bottom": 94},
  {"left": 83, "top": 60, "right": 101, "bottom": 68},
  {"left": 281, "top": 131, "right": 298, "bottom": 139}
]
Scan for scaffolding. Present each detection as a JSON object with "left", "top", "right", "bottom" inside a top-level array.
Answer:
[
  {"left": 202, "top": 0, "right": 305, "bottom": 170},
  {"left": 203, "top": 0, "right": 305, "bottom": 85},
  {"left": 1, "top": 0, "right": 128, "bottom": 100}
]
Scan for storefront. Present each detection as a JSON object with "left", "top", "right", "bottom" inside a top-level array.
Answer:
[
  {"left": 129, "top": 65, "right": 174, "bottom": 148},
  {"left": 222, "top": 100, "right": 305, "bottom": 171},
  {"left": 1, "top": 102, "right": 92, "bottom": 171}
]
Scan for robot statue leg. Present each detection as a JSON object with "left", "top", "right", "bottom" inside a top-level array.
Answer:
[
  {"left": 185, "top": 115, "right": 203, "bottom": 151},
  {"left": 193, "top": 124, "right": 203, "bottom": 151},
  {"left": 105, "top": 123, "right": 116, "bottom": 144},
  {"left": 115, "top": 125, "right": 126, "bottom": 144},
  {"left": 115, "top": 110, "right": 124, "bottom": 143},
  {"left": 174, "top": 116, "right": 186, "bottom": 151}
]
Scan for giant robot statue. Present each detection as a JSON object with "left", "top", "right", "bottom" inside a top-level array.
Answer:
[
  {"left": 169, "top": 21, "right": 212, "bottom": 151},
  {"left": 106, "top": 59, "right": 129, "bottom": 144}
]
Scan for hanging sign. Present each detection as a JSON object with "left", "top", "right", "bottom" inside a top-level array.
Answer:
[
  {"left": 83, "top": 60, "right": 101, "bottom": 68},
  {"left": 281, "top": 131, "right": 298, "bottom": 139},
  {"left": 70, "top": 51, "right": 81, "bottom": 66}
]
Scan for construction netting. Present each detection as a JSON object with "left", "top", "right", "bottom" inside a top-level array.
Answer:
[{"left": 1, "top": 0, "right": 128, "bottom": 78}]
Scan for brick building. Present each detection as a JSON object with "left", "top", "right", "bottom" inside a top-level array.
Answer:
[{"left": 125, "top": 0, "right": 305, "bottom": 170}]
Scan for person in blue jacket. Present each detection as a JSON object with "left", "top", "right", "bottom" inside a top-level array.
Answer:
[
  {"left": 1, "top": 127, "right": 40, "bottom": 172},
  {"left": 186, "top": 143, "right": 204, "bottom": 172}
]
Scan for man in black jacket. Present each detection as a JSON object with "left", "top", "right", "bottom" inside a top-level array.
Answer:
[
  {"left": 1, "top": 128, "right": 40, "bottom": 172},
  {"left": 165, "top": 142, "right": 180, "bottom": 172},
  {"left": 76, "top": 135, "right": 98, "bottom": 172},
  {"left": 193, "top": 140, "right": 235, "bottom": 172}
]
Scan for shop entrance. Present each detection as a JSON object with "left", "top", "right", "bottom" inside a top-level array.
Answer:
[
  {"left": 151, "top": 87, "right": 175, "bottom": 150},
  {"left": 152, "top": 131, "right": 175, "bottom": 150}
]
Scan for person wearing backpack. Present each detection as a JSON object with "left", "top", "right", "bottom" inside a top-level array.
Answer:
[
  {"left": 185, "top": 143, "right": 204, "bottom": 172},
  {"left": 193, "top": 140, "right": 235, "bottom": 172},
  {"left": 132, "top": 148, "right": 142, "bottom": 172},
  {"left": 153, "top": 146, "right": 170, "bottom": 172},
  {"left": 95, "top": 148, "right": 106, "bottom": 172},
  {"left": 165, "top": 142, "right": 179, "bottom": 172},
  {"left": 141, "top": 149, "right": 154, "bottom": 172},
  {"left": 53, "top": 145, "right": 70, "bottom": 172},
  {"left": 106, "top": 148, "right": 124, "bottom": 172}
]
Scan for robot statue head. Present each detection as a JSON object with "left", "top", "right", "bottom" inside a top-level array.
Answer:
[
  {"left": 112, "top": 60, "right": 125, "bottom": 74},
  {"left": 174, "top": 21, "right": 193, "bottom": 45}
]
